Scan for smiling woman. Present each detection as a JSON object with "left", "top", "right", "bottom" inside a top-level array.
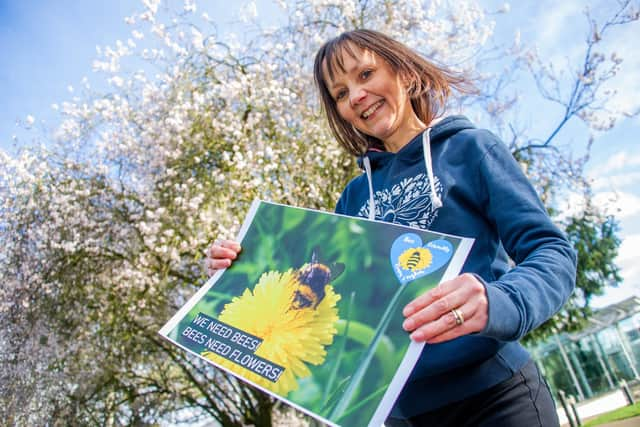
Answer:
[
  {"left": 208, "top": 28, "right": 578, "bottom": 427},
  {"left": 310, "top": 29, "right": 576, "bottom": 427}
]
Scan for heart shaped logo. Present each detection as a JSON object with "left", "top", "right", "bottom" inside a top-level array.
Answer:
[{"left": 390, "top": 233, "right": 454, "bottom": 285}]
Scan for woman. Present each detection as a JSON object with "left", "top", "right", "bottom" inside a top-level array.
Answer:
[{"left": 207, "top": 29, "right": 576, "bottom": 426}]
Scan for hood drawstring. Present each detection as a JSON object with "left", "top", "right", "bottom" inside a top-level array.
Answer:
[
  {"left": 422, "top": 128, "right": 443, "bottom": 209},
  {"left": 362, "top": 156, "right": 376, "bottom": 220},
  {"left": 362, "top": 127, "right": 442, "bottom": 221}
]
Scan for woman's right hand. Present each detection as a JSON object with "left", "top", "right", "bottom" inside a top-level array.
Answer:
[{"left": 205, "top": 239, "right": 241, "bottom": 276}]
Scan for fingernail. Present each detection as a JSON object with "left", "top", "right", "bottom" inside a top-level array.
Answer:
[
  {"left": 410, "top": 331, "right": 422, "bottom": 341},
  {"left": 402, "top": 319, "right": 413, "bottom": 331},
  {"left": 402, "top": 305, "right": 412, "bottom": 316}
]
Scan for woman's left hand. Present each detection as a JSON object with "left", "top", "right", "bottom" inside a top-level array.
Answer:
[{"left": 402, "top": 273, "right": 488, "bottom": 343}]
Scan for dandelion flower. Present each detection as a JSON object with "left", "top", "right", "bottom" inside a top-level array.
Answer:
[{"left": 202, "top": 269, "right": 341, "bottom": 395}]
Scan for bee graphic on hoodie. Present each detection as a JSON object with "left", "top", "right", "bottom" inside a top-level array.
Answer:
[{"left": 290, "top": 249, "right": 344, "bottom": 310}]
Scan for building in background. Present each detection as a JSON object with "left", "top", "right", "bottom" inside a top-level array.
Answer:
[{"left": 530, "top": 296, "right": 640, "bottom": 402}]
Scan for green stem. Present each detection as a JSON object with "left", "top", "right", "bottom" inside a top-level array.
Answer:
[
  {"left": 336, "top": 383, "right": 389, "bottom": 422},
  {"left": 333, "top": 319, "right": 396, "bottom": 381},
  {"left": 323, "top": 292, "right": 355, "bottom": 406},
  {"left": 328, "top": 284, "right": 407, "bottom": 420}
]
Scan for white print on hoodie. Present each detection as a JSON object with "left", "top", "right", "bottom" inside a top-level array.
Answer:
[{"left": 357, "top": 172, "right": 442, "bottom": 229}]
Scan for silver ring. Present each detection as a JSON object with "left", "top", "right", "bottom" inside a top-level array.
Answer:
[{"left": 451, "top": 308, "right": 464, "bottom": 326}]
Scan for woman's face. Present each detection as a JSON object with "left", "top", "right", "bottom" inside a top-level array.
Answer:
[{"left": 323, "top": 45, "right": 425, "bottom": 152}]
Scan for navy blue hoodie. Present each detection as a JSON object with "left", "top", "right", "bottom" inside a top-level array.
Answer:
[{"left": 334, "top": 115, "right": 576, "bottom": 417}]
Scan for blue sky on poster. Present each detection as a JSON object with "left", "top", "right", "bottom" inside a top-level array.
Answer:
[{"left": 1, "top": 0, "right": 638, "bottom": 308}]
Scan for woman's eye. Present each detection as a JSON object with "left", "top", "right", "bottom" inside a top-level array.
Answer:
[
  {"left": 335, "top": 90, "right": 347, "bottom": 101},
  {"left": 361, "top": 69, "right": 372, "bottom": 79}
]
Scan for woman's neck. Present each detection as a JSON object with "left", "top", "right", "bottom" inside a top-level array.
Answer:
[{"left": 382, "top": 116, "right": 444, "bottom": 153}]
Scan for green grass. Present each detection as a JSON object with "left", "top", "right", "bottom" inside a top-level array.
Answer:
[{"left": 582, "top": 402, "right": 640, "bottom": 426}]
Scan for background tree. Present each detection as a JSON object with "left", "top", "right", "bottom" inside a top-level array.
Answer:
[
  {"left": 1, "top": 0, "right": 637, "bottom": 424},
  {"left": 479, "top": 0, "right": 638, "bottom": 341}
]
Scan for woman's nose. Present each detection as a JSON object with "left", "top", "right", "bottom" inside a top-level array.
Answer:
[{"left": 349, "top": 87, "right": 366, "bottom": 107}]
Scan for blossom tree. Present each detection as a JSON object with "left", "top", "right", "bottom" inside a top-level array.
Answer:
[
  {"left": 474, "top": 0, "right": 638, "bottom": 341},
  {"left": 1, "top": 0, "right": 637, "bottom": 424}
]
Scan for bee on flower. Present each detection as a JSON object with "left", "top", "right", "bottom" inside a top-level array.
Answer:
[{"left": 201, "top": 247, "right": 343, "bottom": 395}]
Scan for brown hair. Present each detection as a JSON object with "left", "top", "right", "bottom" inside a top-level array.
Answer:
[{"left": 313, "top": 29, "right": 472, "bottom": 156}]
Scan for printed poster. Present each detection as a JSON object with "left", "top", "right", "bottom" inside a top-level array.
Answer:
[{"left": 159, "top": 200, "right": 473, "bottom": 427}]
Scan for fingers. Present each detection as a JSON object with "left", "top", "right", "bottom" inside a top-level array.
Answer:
[
  {"left": 205, "top": 239, "right": 241, "bottom": 276},
  {"left": 205, "top": 257, "right": 232, "bottom": 276},
  {"left": 207, "top": 239, "right": 241, "bottom": 258},
  {"left": 402, "top": 273, "right": 488, "bottom": 343}
]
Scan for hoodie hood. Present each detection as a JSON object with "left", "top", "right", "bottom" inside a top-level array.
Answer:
[
  {"left": 356, "top": 115, "right": 476, "bottom": 169},
  {"left": 358, "top": 115, "right": 475, "bottom": 220}
]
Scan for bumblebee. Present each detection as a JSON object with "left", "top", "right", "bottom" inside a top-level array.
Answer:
[
  {"left": 398, "top": 247, "right": 432, "bottom": 272},
  {"left": 291, "top": 249, "right": 344, "bottom": 310},
  {"left": 406, "top": 250, "right": 422, "bottom": 270}
]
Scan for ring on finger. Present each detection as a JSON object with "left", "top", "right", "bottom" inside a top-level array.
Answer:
[{"left": 451, "top": 308, "right": 464, "bottom": 326}]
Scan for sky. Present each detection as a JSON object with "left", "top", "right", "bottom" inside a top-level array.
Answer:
[{"left": 1, "top": 0, "right": 639, "bottom": 308}]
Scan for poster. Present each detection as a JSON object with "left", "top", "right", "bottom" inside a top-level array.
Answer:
[{"left": 159, "top": 200, "right": 473, "bottom": 426}]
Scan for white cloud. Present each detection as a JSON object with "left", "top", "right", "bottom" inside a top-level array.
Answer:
[
  {"left": 590, "top": 233, "right": 640, "bottom": 308},
  {"left": 591, "top": 171, "right": 640, "bottom": 191},
  {"left": 591, "top": 285, "right": 639, "bottom": 308},
  {"left": 590, "top": 151, "right": 640, "bottom": 178},
  {"left": 598, "top": 22, "right": 640, "bottom": 114},
  {"left": 592, "top": 191, "right": 640, "bottom": 219},
  {"left": 621, "top": 262, "right": 640, "bottom": 288},
  {"left": 617, "top": 234, "right": 640, "bottom": 264},
  {"left": 555, "top": 191, "right": 587, "bottom": 221},
  {"left": 605, "top": 70, "right": 640, "bottom": 116},
  {"left": 531, "top": 0, "right": 584, "bottom": 52},
  {"left": 555, "top": 189, "right": 640, "bottom": 221},
  {"left": 605, "top": 151, "right": 640, "bottom": 172}
]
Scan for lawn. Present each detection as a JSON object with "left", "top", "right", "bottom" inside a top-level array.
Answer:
[{"left": 583, "top": 402, "right": 640, "bottom": 426}]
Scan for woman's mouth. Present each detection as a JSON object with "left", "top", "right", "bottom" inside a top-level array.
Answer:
[{"left": 362, "top": 100, "right": 385, "bottom": 119}]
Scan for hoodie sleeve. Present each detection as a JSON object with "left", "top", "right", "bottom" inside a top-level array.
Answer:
[
  {"left": 335, "top": 191, "right": 347, "bottom": 215},
  {"left": 476, "top": 136, "right": 577, "bottom": 341},
  {"left": 334, "top": 174, "right": 366, "bottom": 217}
]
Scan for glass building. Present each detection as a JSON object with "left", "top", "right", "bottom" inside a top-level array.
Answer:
[{"left": 529, "top": 296, "right": 640, "bottom": 402}]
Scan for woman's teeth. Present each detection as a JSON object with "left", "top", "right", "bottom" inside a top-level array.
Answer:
[{"left": 362, "top": 100, "right": 384, "bottom": 119}]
